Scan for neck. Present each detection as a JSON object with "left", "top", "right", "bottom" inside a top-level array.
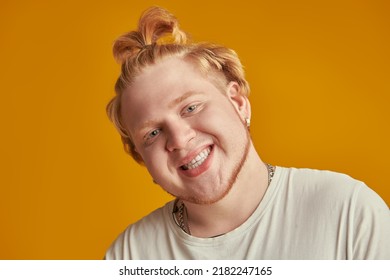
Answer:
[{"left": 182, "top": 143, "right": 269, "bottom": 238}]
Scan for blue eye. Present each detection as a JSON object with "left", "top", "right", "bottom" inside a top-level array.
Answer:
[
  {"left": 146, "top": 129, "right": 160, "bottom": 140},
  {"left": 186, "top": 105, "right": 197, "bottom": 113}
]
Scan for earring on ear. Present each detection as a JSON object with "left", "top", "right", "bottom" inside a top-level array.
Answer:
[{"left": 245, "top": 117, "right": 251, "bottom": 129}]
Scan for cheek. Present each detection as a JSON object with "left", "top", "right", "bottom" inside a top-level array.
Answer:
[
  {"left": 201, "top": 105, "right": 243, "bottom": 131},
  {"left": 140, "top": 147, "right": 168, "bottom": 176},
  {"left": 141, "top": 150, "right": 157, "bottom": 168}
]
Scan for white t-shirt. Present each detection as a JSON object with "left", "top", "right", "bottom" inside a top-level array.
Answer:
[{"left": 105, "top": 167, "right": 390, "bottom": 259}]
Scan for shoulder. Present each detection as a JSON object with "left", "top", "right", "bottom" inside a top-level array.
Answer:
[
  {"left": 104, "top": 201, "right": 174, "bottom": 260},
  {"left": 284, "top": 167, "right": 370, "bottom": 194},
  {"left": 274, "top": 167, "right": 390, "bottom": 259},
  {"left": 285, "top": 167, "right": 359, "bottom": 186},
  {"left": 275, "top": 167, "right": 387, "bottom": 213},
  {"left": 278, "top": 166, "right": 388, "bottom": 215},
  {"left": 278, "top": 167, "right": 362, "bottom": 197}
]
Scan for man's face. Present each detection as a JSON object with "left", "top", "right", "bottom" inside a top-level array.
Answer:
[{"left": 121, "top": 56, "right": 251, "bottom": 204}]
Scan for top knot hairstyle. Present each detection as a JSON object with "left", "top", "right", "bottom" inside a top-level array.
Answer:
[{"left": 107, "top": 7, "right": 250, "bottom": 163}]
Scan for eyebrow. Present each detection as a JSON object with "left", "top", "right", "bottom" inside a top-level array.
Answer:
[
  {"left": 168, "top": 91, "right": 204, "bottom": 109},
  {"left": 138, "top": 119, "right": 158, "bottom": 132}
]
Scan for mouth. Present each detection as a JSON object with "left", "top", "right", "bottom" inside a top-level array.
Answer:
[{"left": 180, "top": 146, "right": 212, "bottom": 170}]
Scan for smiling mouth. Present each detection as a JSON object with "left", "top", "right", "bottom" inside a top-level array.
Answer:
[{"left": 180, "top": 146, "right": 212, "bottom": 170}]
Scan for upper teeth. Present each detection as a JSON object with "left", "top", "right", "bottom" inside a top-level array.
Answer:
[{"left": 182, "top": 148, "right": 211, "bottom": 170}]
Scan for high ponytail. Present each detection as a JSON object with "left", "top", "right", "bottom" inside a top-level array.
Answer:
[{"left": 107, "top": 6, "right": 250, "bottom": 163}]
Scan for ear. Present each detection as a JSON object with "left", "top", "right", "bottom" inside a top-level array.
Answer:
[{"left": 226, "top": 81, "right": 251, "bottom": 121}]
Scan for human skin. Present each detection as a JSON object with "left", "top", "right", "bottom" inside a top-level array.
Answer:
[{"left": 120, "top": 56, "right": 269, "bottom": 237}]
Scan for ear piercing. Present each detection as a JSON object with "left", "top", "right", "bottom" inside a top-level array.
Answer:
[{"left": 245, "top": 117, "right": 250, "bottom": 128}]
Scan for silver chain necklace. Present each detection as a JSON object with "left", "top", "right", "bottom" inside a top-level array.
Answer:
[{"left": 173, "top": 163, "right": 275, "bottom": 235}]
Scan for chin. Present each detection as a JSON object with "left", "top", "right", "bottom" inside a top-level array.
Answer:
[
  {"left": 181, "top": 142, "right": 250, "bottom": 205},
  {"left": 167, "top": 129, "right": 251, "bottom": 205}
]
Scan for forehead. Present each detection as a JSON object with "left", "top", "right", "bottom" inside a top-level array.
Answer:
[{"left": 126, "top": 56, "right": 212, "bottom": 97}]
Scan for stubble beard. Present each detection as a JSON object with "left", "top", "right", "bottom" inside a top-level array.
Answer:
[{"left": 177, "top": 129, "right": 251, "bottom": 205}]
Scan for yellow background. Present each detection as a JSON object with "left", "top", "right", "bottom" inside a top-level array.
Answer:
[{"left": 0, "top": 0, "right": 389, "bottom": 259}]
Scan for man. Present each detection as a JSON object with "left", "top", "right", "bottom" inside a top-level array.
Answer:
[{"left": 104, "top": 7, "right": 390, "bottom": 259}]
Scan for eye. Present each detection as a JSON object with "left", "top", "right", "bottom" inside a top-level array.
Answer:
[
  {"left": 145, "top": 128, "right": 161, "bottom": 140},
  {"left": 183, "top": 104, "right": 200, "bottom": 115},
  {"left": 186, "top": 104, "right": 197, "bottom": 112},
  {"left": 181, "top": 103, "right": 204, "bottom": 117}
]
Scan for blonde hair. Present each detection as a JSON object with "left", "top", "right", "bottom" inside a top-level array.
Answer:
[{"left": 107, "top": 7, "right": 250, "bottom": 163}]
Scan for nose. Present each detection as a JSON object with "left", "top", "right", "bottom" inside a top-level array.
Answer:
[{"left": 165, "top": 119, "right": 196, "bottom": 152}]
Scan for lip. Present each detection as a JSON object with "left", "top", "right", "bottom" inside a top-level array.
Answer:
[{"left": 178, "top": 145, "right": 214, "bottom": 177}]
